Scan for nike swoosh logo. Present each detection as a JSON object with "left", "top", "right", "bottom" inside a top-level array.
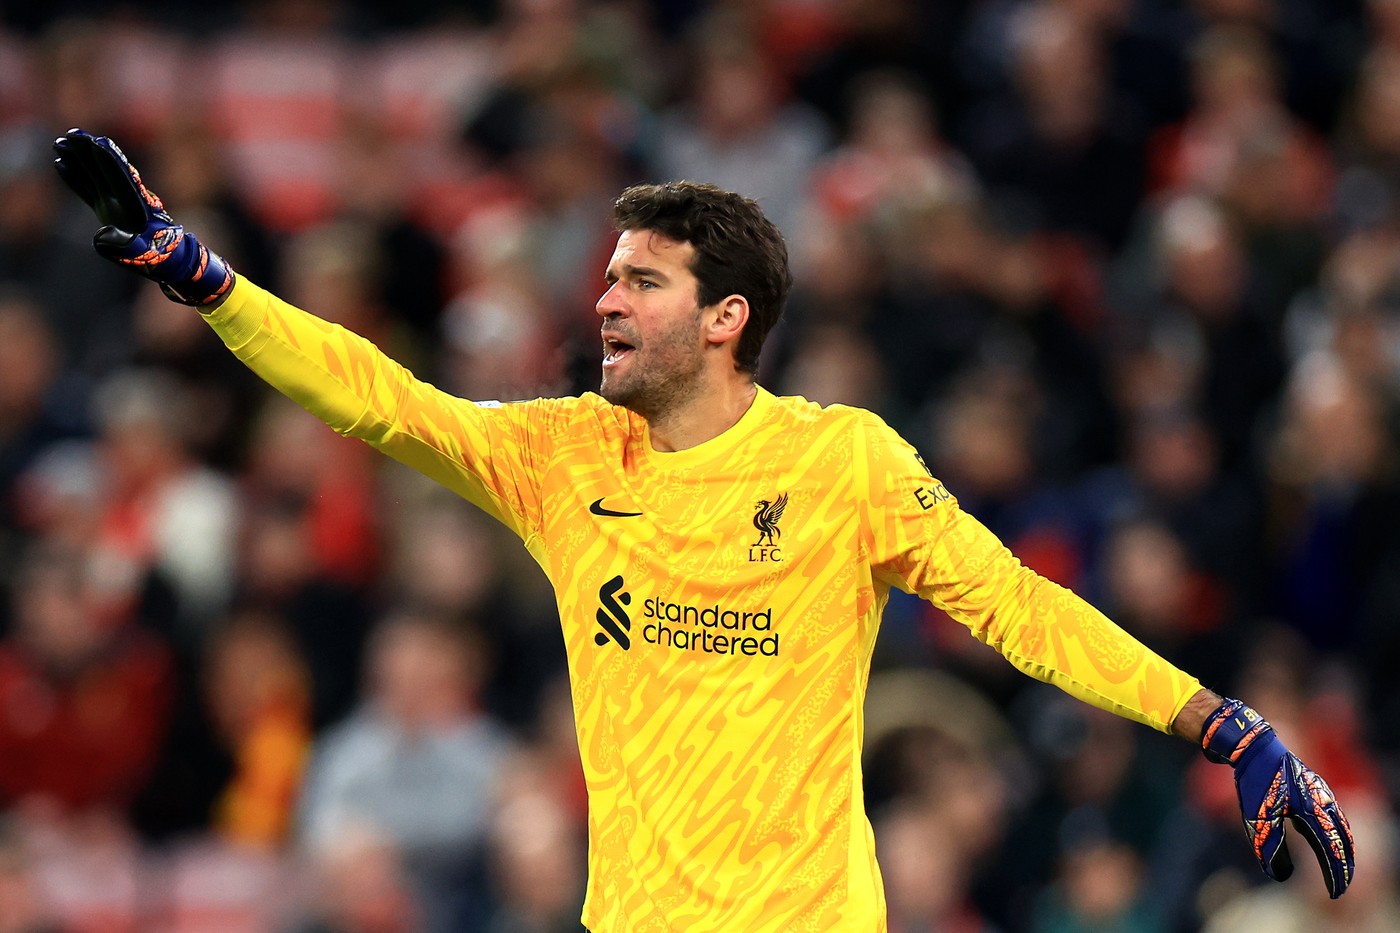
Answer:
[{"left": 589, "top": 497, "right": 643, "bottom": 518}]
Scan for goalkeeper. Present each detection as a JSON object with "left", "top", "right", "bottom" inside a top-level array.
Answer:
[{"left": 52, "top": 128, "right": 1355, "bottom": 932}]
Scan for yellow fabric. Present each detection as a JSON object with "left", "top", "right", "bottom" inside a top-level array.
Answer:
[{"left": 202, "top": 279, "right": 1202, "bottom": 933}]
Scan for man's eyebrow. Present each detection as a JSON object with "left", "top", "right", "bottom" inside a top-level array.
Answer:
[{"left": 605, "top": 263, "right": 670, "bottom": 283}]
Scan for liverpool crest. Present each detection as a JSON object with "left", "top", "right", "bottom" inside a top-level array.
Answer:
[{"left": 750, "top": 492, "right": 788, "bottom": 562}]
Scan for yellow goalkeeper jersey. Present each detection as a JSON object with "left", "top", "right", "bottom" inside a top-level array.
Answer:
[{"left": 201, "top": 280, "right": 1202, "bottom": 933}]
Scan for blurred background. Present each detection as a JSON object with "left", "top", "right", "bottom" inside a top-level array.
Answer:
[{"left": 0, "top": 0, "right": 1396, "bottom": 930}]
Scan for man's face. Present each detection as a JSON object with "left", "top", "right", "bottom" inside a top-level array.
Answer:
[{"left": 596, "top": 229, "right": 708, "bottom": 418}]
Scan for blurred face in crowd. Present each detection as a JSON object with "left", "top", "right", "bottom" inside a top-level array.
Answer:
[
  {"left": 696, "top": 47, "right": 777, "bottom": 140},
  {"left": 1356, "top": 49, "right": 1400, "bottom": 155},
  {"left": 596, "top": 229, "right": 710, "bottom": 418},
  {"left": 1105, "top": 520, "right": 1192, "bottom": 638},
  {"left": 0, "top": 301, "right": 57, "bottom": 421},
  {"left": 203, "top": 614, "right": 309, "bottom": 741},
  {"left": 369, "top": 617, "right": 478, "bottom": 731},
  {"left": 1059, "top": 839, "right": 1147, "bottom": 923},
  {"left": 16, "top": 556, "right": 102, "bottom": 670},
  {"left": 1160, "top": 198, "right": 1246, "bottom": 319},
  {"left": 877, "top": 806, "right": 965, "bottom": 923}
]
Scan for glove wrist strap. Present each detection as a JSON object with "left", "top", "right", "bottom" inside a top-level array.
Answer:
[
  {"left": 158, "top": 241, "right": 236, "bottom": 307},
  {"left": 1201, "top": 696, "right": 1275, "bottom": 766}
]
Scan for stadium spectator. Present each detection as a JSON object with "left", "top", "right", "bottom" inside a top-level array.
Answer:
[
  {"left": 877, "top": 800, "right": 1000, "bottom": 933},
  {"left": 653, "top": 10, "right": 831, "bottom": 234},
  {"left": 483, "top": 765, "right": 588, "bottom": 933},
  {"left": 202, "top": 610, "right": 313, "bottom": 848},
  {"left": 1115, "top": 194, "right": 1288, "bottom": 475},
  {"left": 1264, "top": 351, "right": 1400, "bottom": 653},
  {"left": 1080, "top": 407, "right": 1260, "bottom": 615},
  {"left": 288, "top": 828, "right": 423, "bottom": 933},
  {"left": 960, "top": 2, "right": 1151, "bottom": 252},
  {"left": 298, "top": 609, "right": 512, "bottom": 933},
  {"left": 87, "top": 368, "right": 241, "bottom": 639},
  {"left": 1028, "top": 833, "right": 1167, "bottom": 933},
  {"left": 0, "top": 542, "right": 174, "bottom": 816},
  {"left": 0, "top": 292, "right": 88, "bottom": 542}
]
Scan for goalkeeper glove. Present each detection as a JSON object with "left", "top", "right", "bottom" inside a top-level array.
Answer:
[
  {"left": 51, "top": 128, "right": 234, "bottom": 307},
  {"left": 1202, "top": 697, "right": 1356, "bottom": 898}
]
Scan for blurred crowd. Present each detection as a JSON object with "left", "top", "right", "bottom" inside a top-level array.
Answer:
[{"left": 0, "top": 0, "right": 1398, "bottom": 930}]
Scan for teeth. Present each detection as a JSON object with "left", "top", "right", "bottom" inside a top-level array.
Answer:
[{"left": 603, "top": 338, "right": 633, "bottom": 363}]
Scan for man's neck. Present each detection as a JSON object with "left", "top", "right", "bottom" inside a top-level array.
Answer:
[{"left": 646, "top": 378, "right": 759, "bottom": 452}]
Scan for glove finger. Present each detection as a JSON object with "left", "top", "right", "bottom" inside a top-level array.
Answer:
[
  {"left": 95, "top": 223, "right": 187, "bottom": 273},
  {"left": 94, "top": 225, "right": 138, "bottom": 253},
  {"left": 1287, "top": 814, "right": 1351, "bottom": 898},
  {"left": 51, "top": 133, "right": 102, "bottom": 212},
  {"left": 1247, "top": 819, "right": 1293, "bottom": 882},
  {"left": 57, "top": 134, "right": 117, "bottom": 217},
  {"left": 1287, "top": 764, "right": 1356, "bottom": 898},
  {"left": 1242, "top": 764, "right": 1293, "bottom": 882},
  {"left": 87, "top": 135, "right": 152, "bottom": 233},
  {"left": 1261, "top": 821, "right": 1295, "bottom": 883}
]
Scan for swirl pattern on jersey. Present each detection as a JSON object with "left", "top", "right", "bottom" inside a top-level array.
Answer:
[{"left": 203, "top": 280, "right": 1203, "bottom": 933}]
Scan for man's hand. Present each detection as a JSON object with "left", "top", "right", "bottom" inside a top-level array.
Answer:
[
  {"left": 1201, "top": 696, "right": 1356, "bottom": 898},
  {"left": 52, "top": 128, "right": 234, "bottom": 307}
]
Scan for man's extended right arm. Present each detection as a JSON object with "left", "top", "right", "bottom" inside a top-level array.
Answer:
[{"left": 52, "top": 128, "right": 545, "bottom": 541}]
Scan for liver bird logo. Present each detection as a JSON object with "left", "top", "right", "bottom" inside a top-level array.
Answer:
[{"left": 752, "top": 492, "right": 788, "bottom": 547}]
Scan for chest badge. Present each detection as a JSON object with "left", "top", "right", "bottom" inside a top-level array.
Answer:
[{"left": 750, "top": 492, "right": 788, "bottom": 562}]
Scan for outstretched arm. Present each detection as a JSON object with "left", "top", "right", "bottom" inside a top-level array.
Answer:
[
  {"left": 858, "top": 412, "right": 1357, "bottom": 899},
  {"left": 51, "top": 127, "right": 550, "bottom": 543}
]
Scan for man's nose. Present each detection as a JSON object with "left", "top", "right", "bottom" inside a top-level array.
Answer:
[{"left": 596, "top": 281, "right": 626, "bottom": 317}]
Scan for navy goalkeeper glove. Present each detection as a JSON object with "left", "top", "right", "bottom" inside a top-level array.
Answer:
[
  {"left": 51, "top": 128, "right": 234, "bottom": 307},
  {"left": 1202, "top": 697, "right": 1356, "bottom": 898}
]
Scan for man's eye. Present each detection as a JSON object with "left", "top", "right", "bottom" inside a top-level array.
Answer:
[{"left": 637, "top": 280, "right": 657, "bottom": 290}]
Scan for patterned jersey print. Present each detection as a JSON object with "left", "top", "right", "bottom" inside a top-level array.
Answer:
[{"left": 202, "top": 280, "right": 1204, "bottom": 933}]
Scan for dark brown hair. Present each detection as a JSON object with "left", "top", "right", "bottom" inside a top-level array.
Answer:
[{"left": 613, "top": 181, "right": 792, "bottom": 375}]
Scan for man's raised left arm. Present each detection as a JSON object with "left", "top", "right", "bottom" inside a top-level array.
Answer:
[{"left": 857, "top": 411, "right": 1356, "bottom": 898}]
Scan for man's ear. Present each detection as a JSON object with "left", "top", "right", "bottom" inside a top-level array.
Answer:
[{"left": 705, "top": 294, "right": 750, "bottom": 349}]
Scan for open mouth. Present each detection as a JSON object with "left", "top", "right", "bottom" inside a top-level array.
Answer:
[{"left": 602, "top": 335, "right": 636, "bottom": 366}]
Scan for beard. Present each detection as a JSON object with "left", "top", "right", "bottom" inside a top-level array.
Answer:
[{"left": 599, "top": 310, "right": 706, "bottom": 420}]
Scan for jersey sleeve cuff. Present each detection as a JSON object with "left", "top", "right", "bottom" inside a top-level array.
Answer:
[
  {"left": 1165, "top": 675, "right": 1206, "bottom": 734},
  {"left": 198, "top": 275, "right": 270, "bottom": 352}
]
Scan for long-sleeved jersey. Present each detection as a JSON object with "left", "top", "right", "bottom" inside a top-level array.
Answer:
[{"left": 201, "top": 279, "right": 1203, "bottom": 933}]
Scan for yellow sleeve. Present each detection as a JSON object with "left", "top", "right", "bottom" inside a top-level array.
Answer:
[
  {"left": 199, "top": 278, "right": 555, "bottom": 544},
  {"left": 855, "top": 412, "right": 1201, "bottom": 733}
]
